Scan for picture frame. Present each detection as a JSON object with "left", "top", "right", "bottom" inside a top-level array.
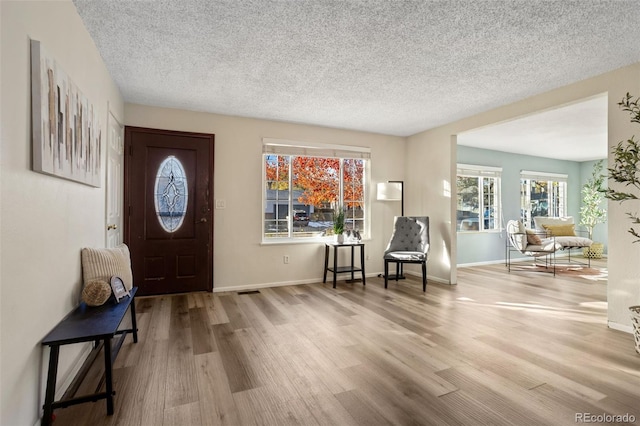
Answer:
[{"left": 110, "top": 276, "right": 130, "bottom": 303}]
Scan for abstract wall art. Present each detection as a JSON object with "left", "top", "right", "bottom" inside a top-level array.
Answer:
[{"left": 31, "top": 39, "right": 102, "bottom": 187}]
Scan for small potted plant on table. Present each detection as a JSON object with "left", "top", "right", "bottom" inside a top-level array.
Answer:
[{"left": 333, "top": 206, "right": 345, "bottom": 243}]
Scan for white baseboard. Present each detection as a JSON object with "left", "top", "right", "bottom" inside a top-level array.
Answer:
[
  {"left": 457, "top": 259, "right": 506, "bottom": 268},
  {"left": 213, "top": 272, "right": 380, "bottom": 293},
  {"left": 213, "top": 271, "right": 451, "bottom": 293},
  {"left": 608, "top": 321, "right": 633, "bottom": 334},
  {"left": 214, "top": 278, "right": 319, "bottom": 293}
]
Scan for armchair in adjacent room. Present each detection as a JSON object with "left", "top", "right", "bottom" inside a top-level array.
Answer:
[
  {"left": 383, "top": 216, "right": 430, "bottom": 292},
  {"left": 506, "top": 219, "right": 563, "bottom": 275}
]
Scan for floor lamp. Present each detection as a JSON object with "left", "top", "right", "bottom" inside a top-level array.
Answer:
[
  {"left": 377, "top": 180, "right": 405, "bottom": 279},
  {"left": 376, "top": 180, "right": 404, "bottom": 216}
]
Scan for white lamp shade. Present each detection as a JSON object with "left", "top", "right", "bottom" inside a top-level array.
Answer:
[{"left": 377, "top": 182, "right": 402, "bottom": 201}]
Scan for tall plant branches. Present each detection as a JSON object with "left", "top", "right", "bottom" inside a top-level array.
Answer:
[
  {"left": 604, "top": 93, "right": 640, "bottom": 242},
  {"left": 580, "top": 160, "right": 606, "bottom": 240}
]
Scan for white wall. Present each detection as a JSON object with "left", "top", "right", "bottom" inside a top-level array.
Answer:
[
  {"left": 0, "top": 2, "right": 123, "bottom": 425},
  {"left": 125, "top": 104, "right": 407, "bottom": 291},
  {"left": 605, "top": 67, "right": 640, "bottom": 331},
  {"left": 407, "top": 63, "right": 640, "bottom": 329},
  {"left": 403, "top": 133, "right": 456, "bottom": 283}
]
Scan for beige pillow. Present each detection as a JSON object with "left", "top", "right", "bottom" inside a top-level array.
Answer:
[
  {"left": 81, "top": 244, "right": 133, "bottom": 291},
  {"left": 526, "top": 229, "right": 542, "bottom": 245},
  {"left": 542, "top": 224, "right": 576, "bottom": 237}
]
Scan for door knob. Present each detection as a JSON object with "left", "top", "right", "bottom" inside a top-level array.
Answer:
[
  {"left": 198, "top": 218, "right": 208, "bottom": 223},
  {"left": 107, "top": 224, "right": 118, "bottom": 230}
]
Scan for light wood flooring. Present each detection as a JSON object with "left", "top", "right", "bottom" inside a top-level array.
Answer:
[{"left": 53, "top": 258, "right": 640, "bottom": 426}]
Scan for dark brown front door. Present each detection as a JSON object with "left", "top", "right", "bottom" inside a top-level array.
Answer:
[{"left": 124, "top": 126, "right": 214, "bottom": 296}]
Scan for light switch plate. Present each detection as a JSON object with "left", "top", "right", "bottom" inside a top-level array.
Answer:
[{"left": 215, "top": 199, "right": 226, "bottom": 209}]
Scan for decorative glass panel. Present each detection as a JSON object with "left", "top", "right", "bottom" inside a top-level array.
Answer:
[{"left": 154, "top": 156, "right": 188, "bottom": 233}]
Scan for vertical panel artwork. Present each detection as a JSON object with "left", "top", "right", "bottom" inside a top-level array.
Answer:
[{"left": 30, "top": 39, "right": 102, "bottom": 187}]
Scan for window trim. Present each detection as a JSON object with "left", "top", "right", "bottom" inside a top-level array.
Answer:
[
  {"left": 263, "top": 138, "right": 371, "bottom": 159},
  {"left": 457, "top": 163, "right": 502, "bottom": 178},
  {"left": 521, "top": 170, "right": 568, "bottom": 182},
  {"left": 262, "top": 139, "right": 370, "bottom": 243}
]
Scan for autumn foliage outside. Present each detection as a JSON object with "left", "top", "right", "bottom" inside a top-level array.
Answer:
[{"left": 265, "top": 155, "right": 364, "bottom": 209}]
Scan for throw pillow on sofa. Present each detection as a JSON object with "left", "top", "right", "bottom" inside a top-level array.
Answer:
[
  {"left": 525, "top": 229, "right": 543, "bottom": 245},
  {"left": 542, "top": 224, "right": 576, "bottom": 236}
]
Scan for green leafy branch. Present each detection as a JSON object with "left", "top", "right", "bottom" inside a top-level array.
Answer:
[
  {"left": 333, "top": 206, "right": 345, "bottom": 235},
  {"left": 603, "top": 93, "right": 640, "bottom": 242},
  {"left": 579, "top": 160, "right": 606, "bottom": 240}
]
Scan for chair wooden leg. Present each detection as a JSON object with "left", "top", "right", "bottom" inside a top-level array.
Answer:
[
  {"left": 422, "top": 262, "right": 427, "bottom": 292},
  {"left": 395, "top": 262, "right": 400, "bottom": 281}
]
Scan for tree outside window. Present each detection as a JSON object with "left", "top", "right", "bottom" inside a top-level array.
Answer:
[
  {"left": 264, "top": 154, "right": 366, "bottom": 239},
  {"left": 456, "top": 172, "right": 500, "bottom": 232},
  {"left": 520, "top": 177, "right": 566, "bottom": 228}
]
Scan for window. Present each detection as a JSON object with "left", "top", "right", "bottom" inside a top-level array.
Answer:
[
  {"left": 520, "top": 170, "right": 567, "bottom": 228},
  {"left": 263, "top": 139, "right": 369, "bottom": 241},
  {"left": 154, "top": 156, "right": 188, "bottom": 233},
  {"left": 456, "top": 164, "right": 501, "bottom": 232}
]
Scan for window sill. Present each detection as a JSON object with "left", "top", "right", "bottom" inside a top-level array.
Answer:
[
  {"left": 457, "top": 229, "right": 503, "bottom": 234},
  {"left": 260, "top": 236, "right": 370, "bottom": 246}
]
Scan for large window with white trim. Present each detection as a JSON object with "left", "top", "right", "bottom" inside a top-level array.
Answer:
[
  {"left": 263, "top": 139, "right": 369, "bottom": 241},
  {"left": 456, "top": 164, "right": 501, "bottom": 232},
  {"left": 520, "top": 170, "right": 567, "bottom": 228}
]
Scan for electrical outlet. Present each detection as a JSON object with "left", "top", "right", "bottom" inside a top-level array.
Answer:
[
  {"left": 366, "top": 254, "right": 370, "bottom": 261},
  {"left": 215, "top": 199, "right": 226, "bottom": 209},
  {"left": 283, "top": 255, "right": 290, "bottom": 264}
]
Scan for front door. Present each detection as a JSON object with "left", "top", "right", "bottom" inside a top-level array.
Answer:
[{"left": 125, "top": 126, "right": 214, "bottom": 296}]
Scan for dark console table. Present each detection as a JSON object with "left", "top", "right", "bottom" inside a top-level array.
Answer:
[
  {"left": 323, "top": 242, "right": 366, "bottom": 288},
  {"left": 41, "top": 287, "right": 138, "bottom": 426}
]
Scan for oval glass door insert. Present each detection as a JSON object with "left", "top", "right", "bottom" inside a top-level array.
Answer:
[{"left": 154, "top": 155, "right": 188, "bottom": 232}]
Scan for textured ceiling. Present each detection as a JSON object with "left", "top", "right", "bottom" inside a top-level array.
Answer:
[
  {"left": 458, "top": 94, "right": 608, "bottom": 161},
  {"left": 74, "top": 0, "right": 640, "bottom": 143}
]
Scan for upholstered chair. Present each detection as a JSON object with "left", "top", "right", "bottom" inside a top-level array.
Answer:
[{"left": 383, "top": 216, "right": 430, "bottom": 291}]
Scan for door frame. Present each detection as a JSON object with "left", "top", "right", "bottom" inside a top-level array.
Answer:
[{"left": 123, "top": 126, "right": 215, "bottom": 292}]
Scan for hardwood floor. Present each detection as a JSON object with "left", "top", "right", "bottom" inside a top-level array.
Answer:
[{"left": 53, "top": 258, "right": 640, "bottom": 425}]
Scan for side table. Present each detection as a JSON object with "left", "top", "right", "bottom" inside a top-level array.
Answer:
[{"left": 323, "top": 242, "right": 366, "bottom": 288}]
